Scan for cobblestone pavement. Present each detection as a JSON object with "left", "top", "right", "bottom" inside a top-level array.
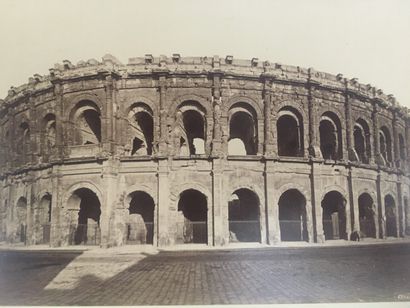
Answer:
[{"left": 1, "top": 243, "right": 410, "bottom": 305}]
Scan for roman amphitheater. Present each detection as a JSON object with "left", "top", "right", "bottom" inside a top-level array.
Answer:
[{"left": 0, "top": 54, "right": 409, "bottom": 248}]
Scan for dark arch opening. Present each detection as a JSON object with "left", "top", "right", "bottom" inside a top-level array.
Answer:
[
  {"left": 130, "top": 112, "right": 154, "bottom": 155},
  {"left": 177, "top": 189, "right": 207, "bottom": 243},
  {"left": 182, "top": 110, "right": 205, "bottom": 155},
  {"left": 16, "top": 197, "right": 27, "bottom": 243},
  {"left": 319, "top": 113, "right": 342, "bottom": 160},
  {"left": 37, "top": 194, "right": 52, "bottom": 244},
  {"left": 278, "top": 189, "right": 308, "bottom": 241},
  {"left": 379, "top": 127, "right": 392, "bottom": 166},
  {"left": 385, "top": 195, "right": 397, "bottom": 237},
  {"left": 68, "top": 188, "right": 101, "bottom": 245},
  {"left": 358, "top": 193, "right": 376, "bottom": 238},
  {"left": 228, "top": 188, "right": 261, "bottom": 242},
  {"left": 277, "top": 109, "right": 303, "bottom": 157},
  {"left": 229, "top": 110, "right": 257, "bottom": 155},
  {"left": 126, "top": 191, "right": 155, "bottom": 244},
  {"left": 321, "top": 191, "right": 347, "bottom": 240}
]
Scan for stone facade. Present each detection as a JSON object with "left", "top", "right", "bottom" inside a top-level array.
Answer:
[{"left": 0, "top": 54, "right": 409, "bottom": 247}]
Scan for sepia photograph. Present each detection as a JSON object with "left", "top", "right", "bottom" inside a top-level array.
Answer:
[{"left": 0, "top": 0, "right": 409, "bottom": 306}]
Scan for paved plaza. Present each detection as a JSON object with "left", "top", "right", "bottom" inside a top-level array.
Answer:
[{"left": 0, "top": 243, "right": 410, "bottom": 305}]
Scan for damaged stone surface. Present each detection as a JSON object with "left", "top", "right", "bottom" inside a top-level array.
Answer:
[{"left": 0, "top": 54, "right": 409, "bottom": 248}]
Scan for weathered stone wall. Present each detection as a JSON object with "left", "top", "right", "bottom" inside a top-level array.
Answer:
[{"left": 0, "top": 54, "right": 409, "bottom": 247}]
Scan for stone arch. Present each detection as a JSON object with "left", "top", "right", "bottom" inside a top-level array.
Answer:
[
  {"left": 354, "top": 118, "right": 372, "bottom": 163},
  {"left": 384, "top": 194, "right": 397, "bottom": 237},
  {"left": 41, "top": 113, "right": 56, "bottom": 155},
  {"left": 171, "top": 182, "right": 211, "bottom": 203},
  {"left": 321, "top": 190, "right": 348, "bottom": 240},
  {"left": 122, "top": 96, "right": 158, "bottom": 117},
  {"left": 379, "top": 125, "right": 393, "bottom": 166},
  {"left": 225, "top": 95, "right": 263, "bottom": 119},
  {"left": 124, "top": 190, "right": 155, "bottom": 245},
  {"left": 126, "top": 102, "right": 154, "bottom": 156},
  {"left": 319, "top": 111, "right": 343, "bottom": 160},
  {"left": 277, "top": 106, "right": 304, "bottom": 157},
  {"left": 176, "top": 188, "right": 208, "bottom": 244},
  {"left": 66, "top": 93, "right": 104, "bottom": 117},
  {"left": 16, "top": 196, "right": 28, "bottom": 243},
  {"left": 228, "top": 102, "right": 258, "bottom": 155},
  {"left": 398, "top": 132, "right": 406, "bottom": 161},
  {"left": 123, "top": 184, "right": 157, "bottom": 208},
  {"left": 276, "top": 183, "right": 311, "bottom": 203},
  {"left": 358, "top": 192, "right": 377, "bottom": 238},
  {"left": 273, "top": 100, "right": 307, "bottom": 121},
  {"left": 227, "top": 183, "right": 265, "bottom": 206},
  {"left": 171, "top": 100, "right": 208, "bottom": 156},
  {"left": 68, "top": 99, "right": 102, "bottom": 145},
  {"left": 278, "top": 188, "right": 308, "bottom": 242},
  {"left": 63, "top": 181, "right": 103, "bottom": 209},
  {"left": 169, "top": 94, "right": 211, "bottom": 116}
]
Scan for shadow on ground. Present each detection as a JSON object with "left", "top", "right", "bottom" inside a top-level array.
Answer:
[{"left": 1, "top": 244, "right": 410, "bottom": 305}]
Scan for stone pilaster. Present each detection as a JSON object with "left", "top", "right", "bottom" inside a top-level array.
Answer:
[
  {"left": 158, "top": 75, "right": 168, "bottom": 155},
  {"left": 307, "top": 73, "right": 321, "bottom": 158},
  {"left": 263, "top": 79, "right": 275, "bottom": 157},
  {"left": 372, "top": 101, "right": 383, "bottom": 165},
  {"left": 53, "top": 82, "right": 65, "bottom": 159},
  {"left": 265, "top": 161, "right": 279, "bottom": 244},
  {"left": 103, "top": 74, "right": 116, "bottom": 154},
  {"left": 211, "top": 72, "right": 222, "bottom": 157},
  {"left": 392, "top": 111, "right": 400, "bottom": 168},
  {"left": 344, "top": 88, "right": 356, "bottom": 161},
  {"left": 157, "top": 159, "right": 170, "bottom": 246}
]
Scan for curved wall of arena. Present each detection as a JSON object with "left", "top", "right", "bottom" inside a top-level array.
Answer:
[{"left": 0, "top": 54, "right": 409, "bottom": 247}]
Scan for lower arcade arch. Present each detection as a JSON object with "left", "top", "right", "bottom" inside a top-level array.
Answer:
[
  {"left": 177, "top": 189, "right": 208, "bottom": 244},
  {"left": 228, "top": 188, "right": 261, "bottom": 243},
  {"left": 358, "top": 193, "right": 376, "bottom": 238},
  {"left": 321, "top": 191, "right": 347, "bottom": 240},
  {"left": 385, "top": 194, "right": 397, "bottom": 237},
  {"left": 16, "top": 197, "right": 28, "bottom": 243},
  {"left": 35, "top": 194, "right": 52, "bottom": 244},
  {"left": 125, "top": 191, "right": 155, "bottom": 244},
  {"left": 67, "top": 188, "right": 101, "bottom": 245},
  {"left": 278, "top": 189, "right": 308, "bottom": 242}
]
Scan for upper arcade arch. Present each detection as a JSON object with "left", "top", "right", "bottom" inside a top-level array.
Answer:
[
  {"left": 319, "top": 111, "right": 343, "bottom": 160},
  {"left": 379, "top": 126, "right": 393, "bottom": 166},
  {"left": 127, "top": 102, "right": 154, "bottom": 156},
  {"left": 68, "top": 100, "right": 102, "bottom": 145},
  {"left": 277, "top": 106, "right": 304, "bottom": 157},
  {"left": 354, "top": 118, "right": 371, "bottom": 164},
  {"left": 228, "top": 102, "right": 258, "bottom": 155}
]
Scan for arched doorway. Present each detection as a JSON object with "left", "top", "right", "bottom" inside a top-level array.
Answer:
[
  {"left": 385, "top": 195, "right": 397, "bottom": 237},
  {"left": 177, "top": 189, "right": 207, "bottom": 244},
  {"left": 67, "top": 188, "right": 101, "bottom": 245},
  {"left": 228, "top": 188, "right": 261, "bottom": 242},
  {"left": 321, "top": 191, "right": 347, "bottom": 240},
  {"left": 16, "top": 197, "right": 27, "bottom": 243},
  {"left": 278, "top": 189, "right": 308, "bottom": 241},
  {"left": 126, "top": 191, "right": 155, "bottom": 244},
  {"left": 37, "top": 194, "right": 52, "bottom": 244},
  {"left": 358, "top": 193, "right": 376, "bottom": 238}
]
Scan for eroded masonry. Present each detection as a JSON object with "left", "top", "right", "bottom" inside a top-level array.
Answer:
[{"left": 0, "top": 54, "right": 409, "bottom": 247}]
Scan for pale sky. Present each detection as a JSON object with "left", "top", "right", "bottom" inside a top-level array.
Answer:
[{"left": 0, "top": 0, "right": 409, "bottom": 107}]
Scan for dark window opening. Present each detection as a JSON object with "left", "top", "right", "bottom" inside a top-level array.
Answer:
[
  {"left": 321, "top": 191, "right": 347, "bottom": 240},
  {"left": 43, "top": 114, "right": 56, "bottom": 152},
  {"left": 229, "top": 111, "right": 257, "bottom": 155},
  {"left": 127, "top": 191, "right": 155, "bottom": 244},
  {"left": 177, "top": 189, "right": 207, "bottom": 244},
  {"left": 278, "top": 189, "right": 308, "bottom": 242},
  {"left": 130, "top": 112, "right": 153, "bottom": 155},
  {"left": 358, "top": 193, "right": 376, "bottom": 238},
  {"left": 277, "top": 110, "right": 303, "bottom": 157},
  {"left": 385, "top": 195, "right": 397, "bottom": 237},
  {"left": 182, "top": 110, "right": 205, "bottom": 155},
  {"left": 228, "top": 188, "right": 260, "bottom": 242},
  {"left": 16, "top": 197, "right": 27, "bottom": 243}
]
